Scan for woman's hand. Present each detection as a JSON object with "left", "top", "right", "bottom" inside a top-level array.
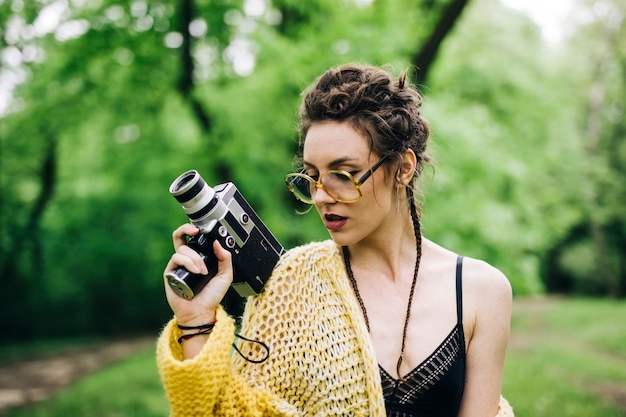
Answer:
[{"left": 163, "top": 223, "right": 233, "bottom": 326}]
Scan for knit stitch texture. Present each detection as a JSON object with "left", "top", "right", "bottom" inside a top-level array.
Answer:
[{"left": 157, "top": 240, "right": 514, "bottom": 417}]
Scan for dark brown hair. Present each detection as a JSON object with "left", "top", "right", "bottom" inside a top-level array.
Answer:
[{"left": 297, "top": 63, "right": 431, "bottom": 181}]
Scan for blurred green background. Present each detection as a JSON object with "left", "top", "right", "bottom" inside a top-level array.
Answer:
[{"left": 0, "top": 0, "right": 625, "bottom": 414}]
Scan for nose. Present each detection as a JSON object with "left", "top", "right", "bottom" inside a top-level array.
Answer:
[{"left": 312, "top": 184, "right": 336, "bottom": 205}]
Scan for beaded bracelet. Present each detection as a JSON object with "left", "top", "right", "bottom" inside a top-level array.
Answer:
[{"left": 177, "top": 321, "right": 216, "bottom": 344}]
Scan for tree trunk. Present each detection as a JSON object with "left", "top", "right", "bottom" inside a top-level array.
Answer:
[
  {"left": 584, "top": 78, "right": 618, "bottom": 297},
  {"left": 412, "top": 0, "right": 470, "bottom": 86},
  {"left": 178, "top": 0, "right": 212, "bottom": 133},
  {"left": 0, "top": 135, "right": 56, "bottom": 334}
]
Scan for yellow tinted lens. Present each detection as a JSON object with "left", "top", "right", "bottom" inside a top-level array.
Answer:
[
  {"left": 285, "top": 171, "right": 361, "bottom": 204},
  {"left": 286, "top": 174, "right": 315, "bottom": 203},
  {"left": 322, "top": 172, "right": 360, "bottom": 202}
]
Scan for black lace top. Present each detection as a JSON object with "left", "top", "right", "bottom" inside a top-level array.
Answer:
[{"left": 381, "top": 256, "right": 466, "bottom": 417}]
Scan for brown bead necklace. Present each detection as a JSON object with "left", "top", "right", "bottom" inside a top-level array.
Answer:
[{"left": 341, "top": 239, "right": 421, "bottom": 381}]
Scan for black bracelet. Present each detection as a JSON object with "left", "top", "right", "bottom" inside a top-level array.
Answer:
[
  {"left": 177, "top": 328, "right": 213, "bottom": 344},
  {"left": 177, "top": 321, "right": 216, "bottom": 344},
  {"left": 177, "top": 321, "right": 216, "bottom": 331}
]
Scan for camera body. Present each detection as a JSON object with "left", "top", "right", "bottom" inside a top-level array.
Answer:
[{"left": 166, "top": 170, "right": 285, "bottom": 300}]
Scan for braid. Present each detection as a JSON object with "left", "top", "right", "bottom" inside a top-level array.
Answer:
[
  {"left": 394, "top": 186, "right": 422, "bottom": 379},
  {"left": 407, "top": 187, "right": 422, "bottom": 269}
]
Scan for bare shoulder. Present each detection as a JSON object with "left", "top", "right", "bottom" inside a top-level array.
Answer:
[
  {"left": 461, "top": 257, "right": 513, "bottom": 327},
  {"left": 462, "top": 257, "right": 512, "bottom": 297},
  {"left": 421, "top": 237, "right": 512, "bottom": 304}
]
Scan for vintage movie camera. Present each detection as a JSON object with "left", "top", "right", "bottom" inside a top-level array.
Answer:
[{"left": 166, "top": 170, "right": 285, "bottom": 300}]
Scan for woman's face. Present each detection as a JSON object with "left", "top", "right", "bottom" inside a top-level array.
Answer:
[{"left": 302, "top": 121, "right": 397, "bottom": 247}]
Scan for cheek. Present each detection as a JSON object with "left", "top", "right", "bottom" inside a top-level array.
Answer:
[
  {"left": 355, "top": 192, "right": 395, "bottom": 226},
  {"left": 362, "top": 177, "right": 396, "bottom": 209}
]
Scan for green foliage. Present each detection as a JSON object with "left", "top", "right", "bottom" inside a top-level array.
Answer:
[
  {"left": 1, "top": 0, "right": 625, "bottom": 341},
  {"left": 422, "top": 0, "right": 626, "bottom": 295}
]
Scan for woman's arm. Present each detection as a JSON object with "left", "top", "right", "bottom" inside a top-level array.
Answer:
[
  {"left": 158, "top": 223, "right": 297, "bottom": 416},
  {"left": 458, "top": 258, "right": 513, "bottom": 417},
  {"left": 157, "top": 306, "right": 298, "bottom": 417}
]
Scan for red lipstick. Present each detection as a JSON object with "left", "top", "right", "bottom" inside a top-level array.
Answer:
[{"left": 324, "top": 213, "right": 347, "bottom": 230}]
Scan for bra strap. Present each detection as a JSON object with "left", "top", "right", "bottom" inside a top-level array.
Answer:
[{"left": 455, "top": 256, "right": 464, "bottom": 325}]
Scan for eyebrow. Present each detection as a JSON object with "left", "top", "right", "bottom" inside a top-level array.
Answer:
[{"left": 303, "top": 156, "right": 361, "bottom": 170}]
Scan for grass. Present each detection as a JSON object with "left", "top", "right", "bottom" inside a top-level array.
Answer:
[
  {"left": 4, "top": 297, "right": 626, "bottom": 416},
  {"left": 503, "top": 297, "right": 626, "bottom": 417}
]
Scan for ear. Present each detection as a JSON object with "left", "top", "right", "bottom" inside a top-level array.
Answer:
[{"left": 396, "top": 149, "right": 417, "bottom": 186}]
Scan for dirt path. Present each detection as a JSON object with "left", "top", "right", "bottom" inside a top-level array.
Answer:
[{"left": 0, "top": 337, "right": 155, "bottom": 415}]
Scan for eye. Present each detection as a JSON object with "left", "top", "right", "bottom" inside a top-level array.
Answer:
[
  {"left": 330, "top": 172, "right": 355, "bottom": 183},
  {"left": 307, "top": 172, "right": 319, "bottom": 181},
  {"left": 301, "top": 167, "right": 317, "bottom": 177}
]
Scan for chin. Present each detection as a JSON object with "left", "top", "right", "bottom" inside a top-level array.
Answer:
[{"left": 327, "top": 229, "right": 359, "bottom": 247}]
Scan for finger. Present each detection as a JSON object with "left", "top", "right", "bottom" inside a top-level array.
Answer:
[
  {"left": 165, "top": 253, "right": 202, "bottom": 275},
  {"left": 177, "top": 245, "right": 209, "bottom": 275},
  {"left": 212, "top": 240, "right": 234, "bottom": 278},
  {"left": 209, "top": 240, "right": 234, "bottom": 289},
  {"left": 213, "top": 239, "right": 232, "bottom": 262},
  {"left": 172, "top": 223, "right": 199, "bottom": 250}
]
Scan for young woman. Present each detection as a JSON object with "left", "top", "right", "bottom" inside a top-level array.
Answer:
[{"left": 157, "top": 63, "right": 514, "bottom": 416}]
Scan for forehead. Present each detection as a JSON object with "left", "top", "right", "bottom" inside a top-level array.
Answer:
[{"left": 303, "top": 121, "right": 370, "bottom": 164}]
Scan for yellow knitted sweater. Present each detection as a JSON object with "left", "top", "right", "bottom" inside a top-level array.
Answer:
[{"left": 157, "top": 240, "right": 514, "bottom": 417}]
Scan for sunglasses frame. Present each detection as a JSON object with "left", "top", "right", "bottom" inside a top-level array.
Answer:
[{"left": 285, "top": 155, "right": 388, "bottom": 204}]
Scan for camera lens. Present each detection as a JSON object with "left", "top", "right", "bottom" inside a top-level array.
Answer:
[
  {"left": 169, "top": 170, "right": 227, "bottom": 230},
  {"left": 171, "top": 172, "right": 198, "bottom": 195},
  {"left": 170, "top": 170, "right": 211, "bottom": 206}
]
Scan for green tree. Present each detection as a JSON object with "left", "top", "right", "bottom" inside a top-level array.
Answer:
[
  {"left": 543, "top": 0, "right": 626, "bottom": 297},
  {"left": 424, "top": 0, "right": 626, "bottom": 297},
  {"left": 0, "top": 0, "right": 476, "bottom": 339}
]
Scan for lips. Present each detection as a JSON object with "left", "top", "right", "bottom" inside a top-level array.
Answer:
[{"left": 324, "top": 213, "right": 347, "bottom": 230}]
